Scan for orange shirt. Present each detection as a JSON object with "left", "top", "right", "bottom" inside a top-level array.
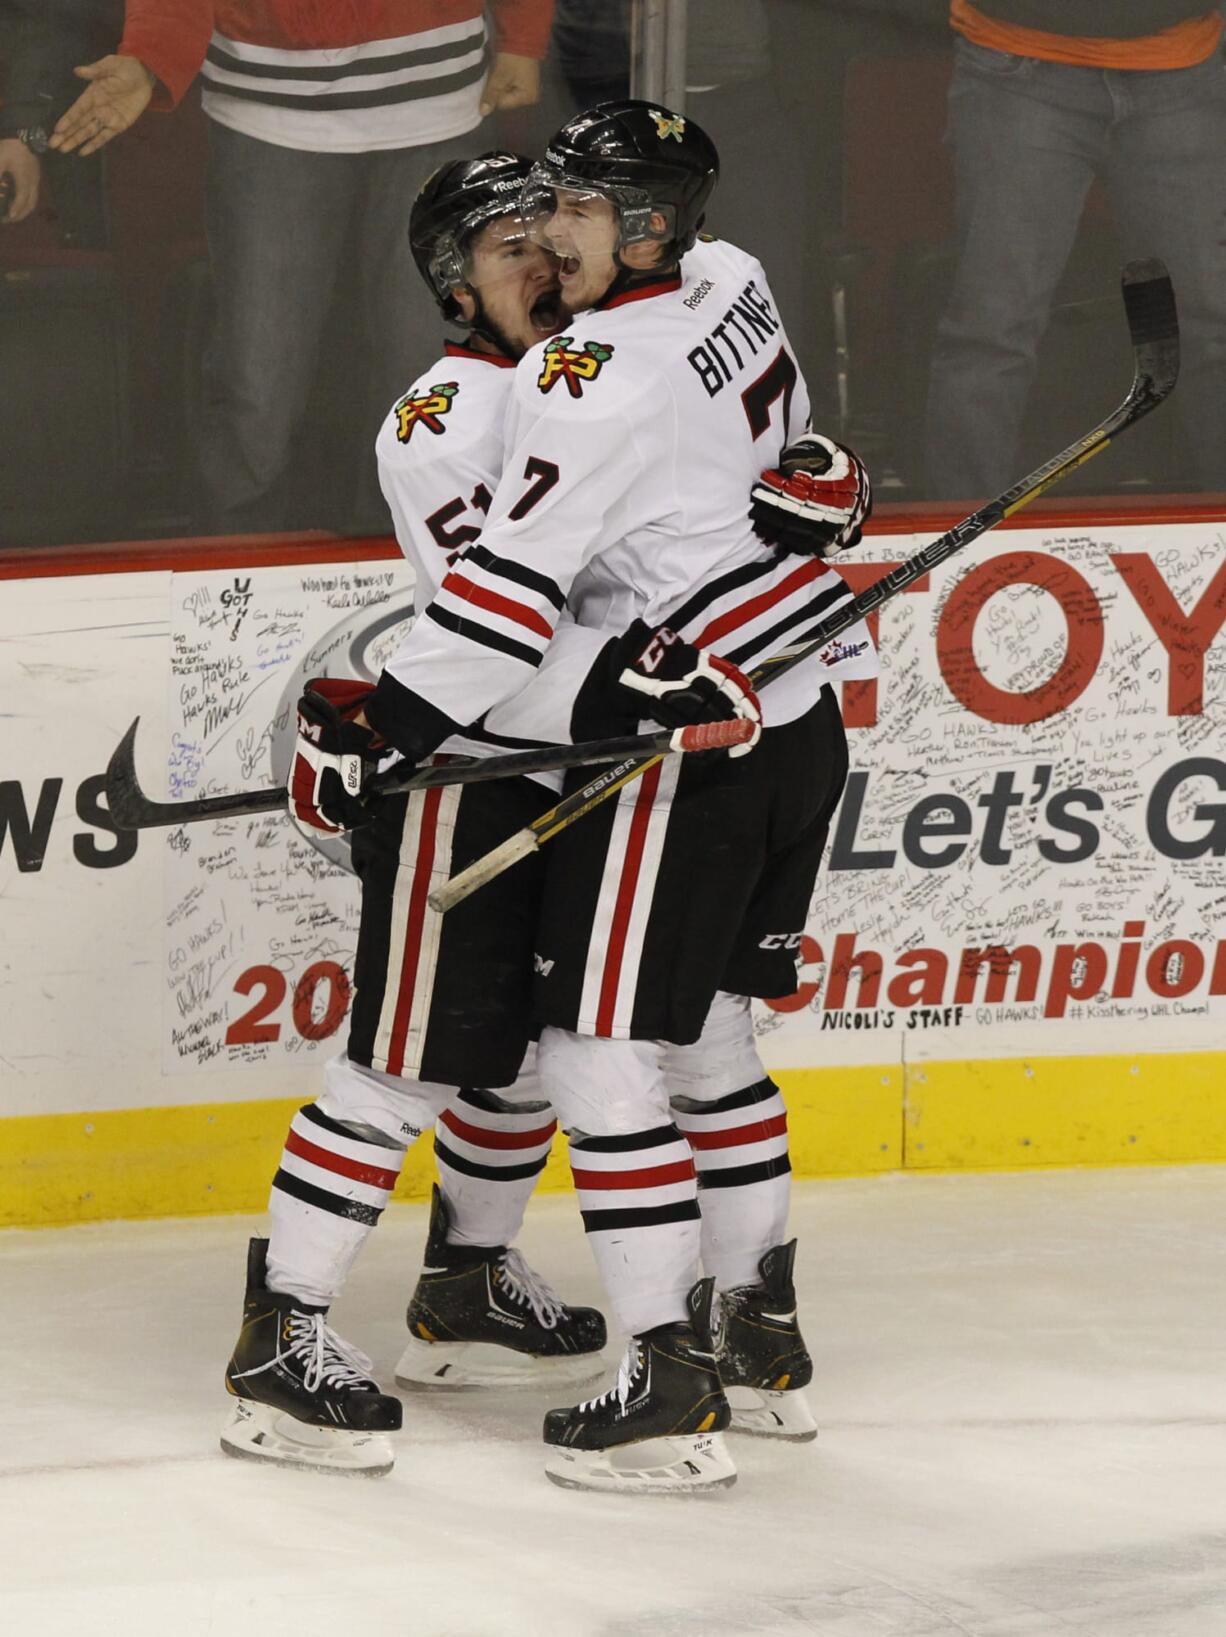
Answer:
[{"left": 951, "top": 1, "right": 1223, "bottom": 68}]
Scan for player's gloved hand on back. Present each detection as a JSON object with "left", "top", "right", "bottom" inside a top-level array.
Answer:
[
  {"left": 289, "top": 677, "right": 385, "bottom": 836},
  {"left": 750, "top": 431, "right": 871, "bottom": 558},
  {"left": 618, "top": 626, "right": 761, "bottom": 757}
]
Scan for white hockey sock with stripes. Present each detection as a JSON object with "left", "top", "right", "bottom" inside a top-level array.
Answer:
[
  {"left": 434, "top": 1082, "right": 558, "bottom": 1250},
  {"left": 671, "top": 1077, "right": 791, "bottom": 1291},
  {"left": 265, "top": 1054, "right": 448, "bottom": 1307},
  {"left": 267, "top": 1103, "right": 407, "bottom": 1307},
  {"left": 567, "top": 1124, "right": 702, "bottom": 1337}
]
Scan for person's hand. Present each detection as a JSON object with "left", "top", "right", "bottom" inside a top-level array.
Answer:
[
  {"left": 49, "top": 55, "right": 156, "bottom": 157},
  {"left": 480, "top": 54, "right": 541, "bottom": 116},
  {"left": 0, "top": 139, "right": 41, "bottom": 223},
  {"left": 289, "top": 679, "right": 386, "bottom": 836},
  {"left": 750, "top": 432, "right": 872, "bottom": 558},
  {"left": 619, "top": 628, "right": 762, "bottom": 757}
]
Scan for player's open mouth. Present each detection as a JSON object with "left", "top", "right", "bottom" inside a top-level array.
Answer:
[
  {"left": 531, "top": 288, "right": 564, "bottom": 334},
  {"left": 558, "top": 255, "right": 582, "bottom": 281}
]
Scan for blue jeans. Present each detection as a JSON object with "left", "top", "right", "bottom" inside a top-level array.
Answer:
[
  {"left": 199, "top": 122, "right": 473, "bottom": 533},
  {"left": 926, "top": 38, "right": 1226, "bottom": 498}
]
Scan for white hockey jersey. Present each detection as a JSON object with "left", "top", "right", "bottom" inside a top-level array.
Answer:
[
  {"left": 381, "top": 238, "right": 878, "bottom": 734},
  {"left": 375, "top": 340, "right": 605, "bottom": 785}
]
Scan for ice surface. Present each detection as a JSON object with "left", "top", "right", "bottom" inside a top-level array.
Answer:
[{"left": 2, "top": 1167, "right": 1224, "bottom": 1637}]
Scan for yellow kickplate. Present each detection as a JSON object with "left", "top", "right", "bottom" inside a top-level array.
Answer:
[
  {"left": 0, "top": 1050, "right": 1220, "bottom": 1227},
  {"left": 903, "top": 1051, "right": 1226, "bottom": 1170}
]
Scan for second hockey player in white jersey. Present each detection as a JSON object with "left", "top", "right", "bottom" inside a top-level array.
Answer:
[
  {"left": 356, "top": 102, "right": 879, "bottom": 1492},
  {"left": 221, "top": 154, "right": 613, "bottom": 1477}
]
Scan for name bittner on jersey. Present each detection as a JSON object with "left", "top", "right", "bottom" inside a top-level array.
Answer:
[{"left": 686, "top": 277, "right": 781, "bottom": 397}]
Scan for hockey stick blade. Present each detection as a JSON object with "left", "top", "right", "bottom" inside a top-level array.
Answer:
[
  {"left": 104, "top": 715, "right": 753, "bottom": 832},
  {"left": 429, "top": 259, "right": 1179, "bottom": 912}
]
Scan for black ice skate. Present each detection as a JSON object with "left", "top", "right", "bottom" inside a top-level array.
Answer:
[
  {"left": 221, "top": 1237, "right": 402, "bottom": 1476},
  {"left": 395, "top": 1185, "right": 607, "bottom": 1390},
  {"left": 719, "top": 1239, "right": 817, "bottom": 1442},
  {"left": 542, "top": 1277, "right": 736, "bottom": 1494}
]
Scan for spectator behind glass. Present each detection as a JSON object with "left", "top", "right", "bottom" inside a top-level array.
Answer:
[
  {"left": 0, "top": 0, "right": 123, "bottom": 234},
  {"left": 926, "top": 0, "right": 1226, "bottom": 498},
  {"left": 192, "top": 0, "right": 554, "bottom": 536},
  {"left": 0, "top": 1, "right": 205, "bottom": 230},
  {"left": 68, "top": 0, "right": 551, "bottom": 536}
]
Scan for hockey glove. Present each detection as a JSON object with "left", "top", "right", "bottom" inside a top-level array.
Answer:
[
  {"left": 618, "top": 626, "right": 761, "bottom": 758},
  {"left": 750, "top": 431, "right": 871, "bottom": 558},
  {"left": 289, "top": 678, "right": 385, "bottom": 836}
]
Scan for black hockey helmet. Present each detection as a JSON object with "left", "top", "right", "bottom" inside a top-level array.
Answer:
[
  {"left": 522, "top": 99, "right": 719, "bottom": 260},
  {"left": 410, "top": 150, "right": 535, "bottom": 321}
]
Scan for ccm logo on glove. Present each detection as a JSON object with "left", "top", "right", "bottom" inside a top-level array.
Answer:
[{"left": 619, "top": 627, "right": 762, "bottom": 758}]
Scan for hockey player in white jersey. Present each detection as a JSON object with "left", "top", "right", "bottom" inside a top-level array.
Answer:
[
  {"left": 221, "top": 154, "right": 614, "bottom": 1476},
  {"left": 352, "top": 103, "right": 878, "bottom": 1492}
]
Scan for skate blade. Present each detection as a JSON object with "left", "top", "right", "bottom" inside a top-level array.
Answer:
[
  {"left": 395, "top": 1335, "right": 605, "bottom": 1392},
  {"left": 544, "top": 1431, "right": 737, "bottom": 1495},
  {"left": 219, "top": 1400, "right": 395, "bottom": 1477},
  {"left": 727, "top": 1384, "right": 818, "bottom": 1442}
]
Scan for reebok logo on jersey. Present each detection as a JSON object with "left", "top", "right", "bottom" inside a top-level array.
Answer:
[
  {"left": 393, "top": 382, "right": 458, "bottom": 442},
  {"left": 537, "top": 337, "right": 615, "bottom": 399},
  {"left": 650, "top": 109, "right": 686, "bottom": 142}
]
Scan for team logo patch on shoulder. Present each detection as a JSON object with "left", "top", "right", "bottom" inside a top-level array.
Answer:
[
  {"left": 650, "top": 109, "right": 686, "bottom": 142},
  {"left": 394, "top": 382, "right": 458, "bottom": 442},
  {"left": 537, "top": 337, "right": 615, "bottom": 399}
]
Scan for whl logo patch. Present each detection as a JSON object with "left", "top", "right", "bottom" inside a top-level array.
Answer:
[
  {"left": 537, "top": 337, "right": 615, "bottom": 399},
  {"left": 819, "top": 638, "right": 869, "bottom": 667},
  {"left": 394, "top": 382, "right": 458, "bottom": 442}
]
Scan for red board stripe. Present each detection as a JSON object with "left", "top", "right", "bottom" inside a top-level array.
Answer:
[
  {"left": 284, "top": 1130, "right": 400, "bottom": 1192},
  {"left": 684, "top": 1113, "right": 788, "bottom": 1150},
  {"left": 441, "top": 572, "right": 554, "bottom": 640},
  {"left": 6, "top": 502, "right": 1225, "bottom": 580},
  {"left": 595, "top": 762, "right": 663, "bottom": 1037},
  {"left": 571, "top": 1158, "right": 696, "bottom": 1191},
  {"left": 439, "top": 1109, "right": 557, "bottom": 1151}
]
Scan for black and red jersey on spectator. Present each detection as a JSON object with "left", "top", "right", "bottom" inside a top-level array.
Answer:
[{"left": 119, "top": 1, "right": 554, "bottom": 141}]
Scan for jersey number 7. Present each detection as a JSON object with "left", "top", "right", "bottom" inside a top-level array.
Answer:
[{"left": 742, "top": 347, "right": 798, "bottom": 443}]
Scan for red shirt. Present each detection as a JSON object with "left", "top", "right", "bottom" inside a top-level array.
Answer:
[{"left": 120, "top": 0, "right": 556, "bottom": 110}]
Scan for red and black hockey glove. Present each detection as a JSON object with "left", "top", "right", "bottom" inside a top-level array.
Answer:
[
  {"left": 751, "top": 431, "right": 872, "bottom": 558},
  {"left": 289, "top": 677, "right": 385, "bottom": 836},
  {"left": 617, "top": 626, "right": 761, "bottom": 758}
]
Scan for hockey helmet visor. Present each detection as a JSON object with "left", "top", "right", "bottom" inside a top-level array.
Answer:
[
  {"left": 410, "top": 152, "right": 535, "bottom": 318},
  {"left": 520, "top": 158, "right": 675, "bottom": 254}
]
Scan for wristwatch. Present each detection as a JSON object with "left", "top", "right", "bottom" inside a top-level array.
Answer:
[{"left": 16, "top": 126, "right": 52, "bottom": 155}]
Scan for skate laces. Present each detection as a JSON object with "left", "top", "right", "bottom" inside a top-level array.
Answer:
[
  {"left": 287, "top": 1313, "right": 377, "bottom": 1394},
  {"left": 495, "top": 1248, "right": 566, "bottom": 1329},
  {"left": 577, "top": 1340, "right": 644, "bottom": 1416}
]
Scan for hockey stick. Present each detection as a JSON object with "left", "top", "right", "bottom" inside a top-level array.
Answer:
[
  {"left": 428, "top": 257, "right": 1179, "bottom": 914},
  {"left": 104, "top": 715, "right": 756, "bottom": 831}
]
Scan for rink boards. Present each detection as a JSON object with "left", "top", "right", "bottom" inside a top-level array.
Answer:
[{"left": 2, "top": 512, "right": 1224, "bottom": 1225}]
